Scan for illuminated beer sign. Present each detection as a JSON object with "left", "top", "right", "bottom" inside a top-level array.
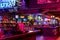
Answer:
[{"left": 0, "top": 0, "right": 16, "bottom": 9}]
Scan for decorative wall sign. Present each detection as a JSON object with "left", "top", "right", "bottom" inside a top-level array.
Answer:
[{"left": 0, "top": 0, "right": 16, "bottom": 9}]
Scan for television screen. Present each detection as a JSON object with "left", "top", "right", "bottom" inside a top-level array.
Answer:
[
  {"left": 37, "top": 15, "right": 43, "bottom": 20},
  {"left": 15, "top": 15, "right": 19, "bottom": 18},
  {"left": 17, "top": 18, "right": 22, "bottom": 22},
  {"left": 23, "top": 18, "right": 27, "bottom": 22},
  {"left": 28, "top": 15, "right": 33, "bottom": 20},
  {"left": 0, "top": 0, "right": 16, "bottom": 9},
  {"left": 51, "top": 19, "right": 56, "bottom": 24}
]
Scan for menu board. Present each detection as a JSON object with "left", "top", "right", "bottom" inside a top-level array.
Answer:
[{"left": 0, "top": 0, "right": 16, "bottom": 9}]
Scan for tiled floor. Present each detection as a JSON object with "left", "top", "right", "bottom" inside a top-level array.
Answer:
[{"left": 36, "top": 35, "right": 60, "bottom": 40}]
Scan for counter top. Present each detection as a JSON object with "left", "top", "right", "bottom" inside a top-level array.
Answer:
[{"left": 1, "top": 30, "right": 40, "bottom": 40}]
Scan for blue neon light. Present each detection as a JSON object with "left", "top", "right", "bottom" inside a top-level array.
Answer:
[{"left": 0, "top": 0, "right": 16, "bottom": 9}]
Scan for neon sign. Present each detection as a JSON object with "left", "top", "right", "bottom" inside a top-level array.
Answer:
[{"left": 0, "top": 0, "right": 16, "bottom": 9}]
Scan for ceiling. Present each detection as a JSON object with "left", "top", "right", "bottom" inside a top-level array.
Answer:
[{"left": 45, "top": 10, "right": 60, "bottom": 17}]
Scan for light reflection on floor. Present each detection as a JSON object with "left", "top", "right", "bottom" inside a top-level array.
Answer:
[
  {"left": 36, "top": 35, "right": 60, "bottom": 40},
  {"left": 57, "top": 37, "right": 60, "bottom": 40},
  {"left": 36, "top": 36, "right": 44, "bottom": 40}
]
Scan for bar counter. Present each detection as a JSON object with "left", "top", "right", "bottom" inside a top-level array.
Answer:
[
  {"left": 1, "top": 30, "right": 40, "bottom": 40},
  {"left": 36, "top": 27, "right": 58, "bottom": 36}
]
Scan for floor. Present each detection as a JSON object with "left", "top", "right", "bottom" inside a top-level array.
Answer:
[{"left": 36, "top": 35, "right": 60, "bottom": 40}]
